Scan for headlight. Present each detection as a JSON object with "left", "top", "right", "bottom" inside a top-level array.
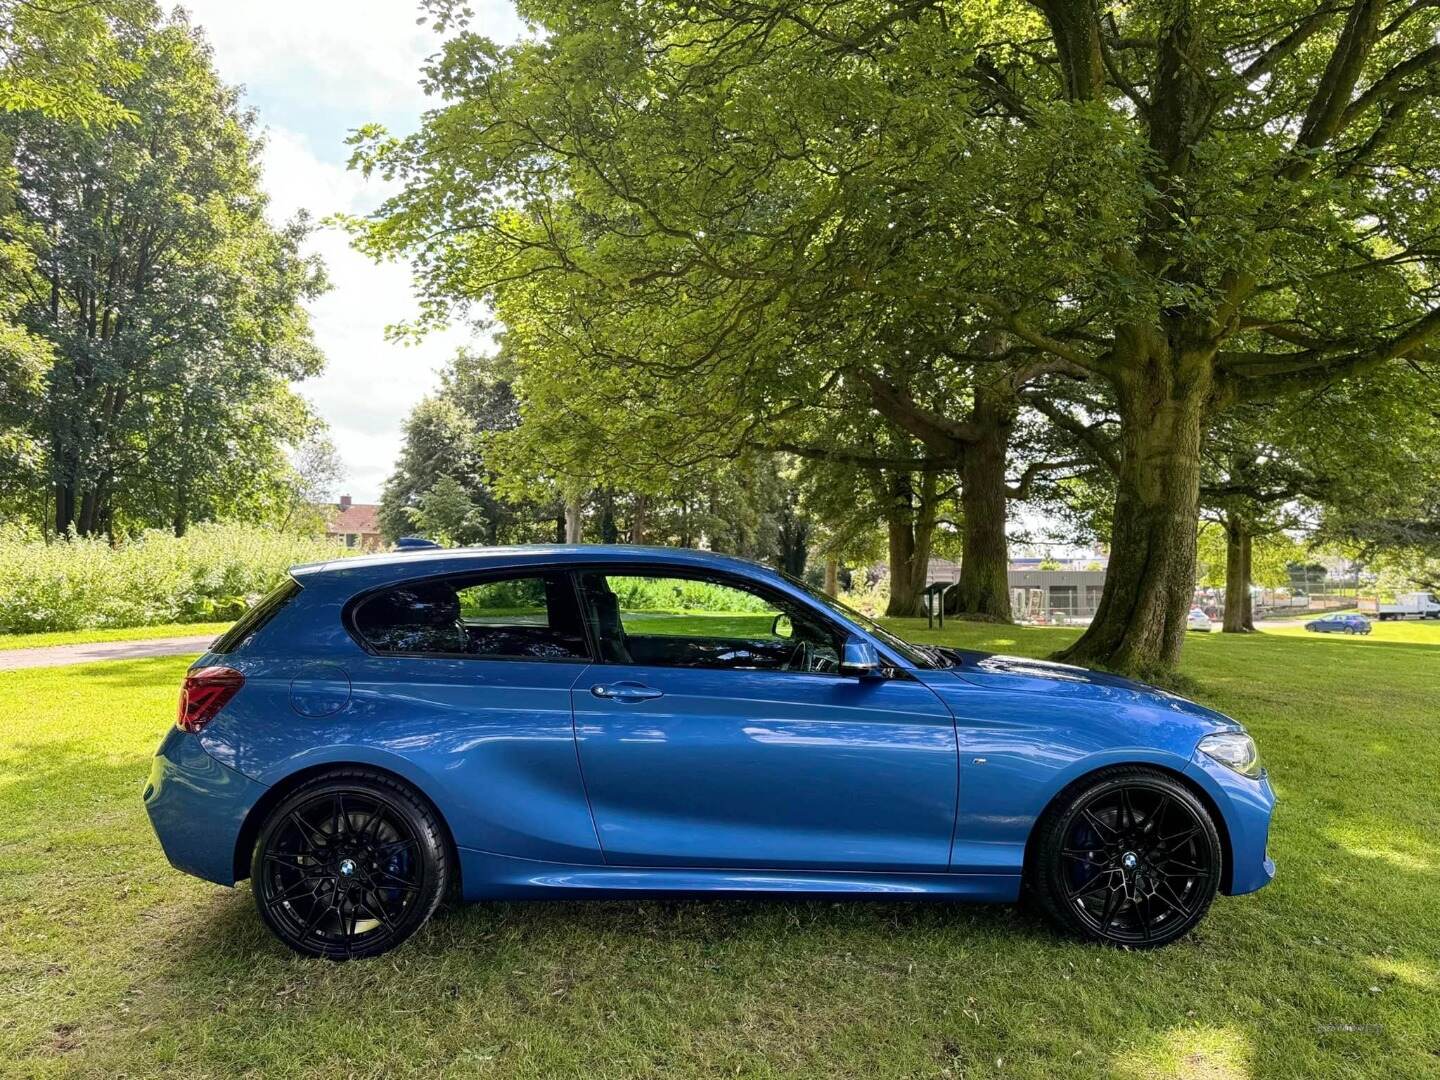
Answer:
[{"left": 1198, "top": 732, "right": 1264, "bottom": 778}]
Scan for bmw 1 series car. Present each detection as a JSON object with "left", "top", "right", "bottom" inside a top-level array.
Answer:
[
  {"left": 1304, "top": 613, "right": 1372, "bottom": 634},
  {"left": 145, "top": 545, "right": 1275, "bottom": 959}
]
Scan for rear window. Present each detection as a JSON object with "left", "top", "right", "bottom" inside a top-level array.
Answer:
[
  {"left": 352, "top": 572, "right": 590, "bottom": 661},
  {"left": 211, "top": 578, "right": 302, "bottom": 654}
]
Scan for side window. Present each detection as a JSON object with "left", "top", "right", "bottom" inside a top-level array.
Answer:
[
  {"left": 577, "top": 571, "right": 841, "bottom": 674},
  {"left": 354, "top": 573, "right": 589, "bottom": 660}
]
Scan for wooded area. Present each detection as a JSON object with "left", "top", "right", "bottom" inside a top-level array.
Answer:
[
  {"left": 1, "top": 0, "right": 1438, "bottom": 673},
  {"left": 0, "top": 1, "right": 332, "bottom": 541},
  {"left": 348, "top": 0, "right": 1440, "bottom": 675}
]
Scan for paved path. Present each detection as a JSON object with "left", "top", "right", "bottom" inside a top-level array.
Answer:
[{"left": 0, "top": 635, "right": 216, "bottom": 671}]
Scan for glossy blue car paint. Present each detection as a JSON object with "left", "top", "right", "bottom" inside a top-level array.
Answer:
[{"left": 144, "top": 545, "right": 1275, "bottom": 909}]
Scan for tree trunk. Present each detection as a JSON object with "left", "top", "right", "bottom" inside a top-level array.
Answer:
[
  {"left": 173, "top": 478, "right": 190, "bottom": 538},
  {"left": 824, "top": 554, "right": 839, "bottom": 598},
  {"left": 884, "top": 471, "right": 936, "bottom": 618},
  {"left": 598, "top": 491, "right": 618, "bottom": 543},
  {"left": 1222, "top": 515, "right": 1251, "bottom": 633},
  {"left": 564, "top": 492, "right": 584, "bottom": 543},
  {"left": 1241, "top": 531, "right": 1255, "bottom": 631},
  {"left": 628, "top": 494, "right": 647, "bottom": 544},
  {"left": 951, "top": 410, "right": 1012, "bottom": 621},
  {"left": 776, "top": 504, "right": 810, "bottom": 578},
  {"left": 54, "top": 481, "right": 75, "bottom": 537},
  {"left": 1056, "top": 347, "right": 1210, "bottom": 675},
  {"left": 885, "top": 510, "right": 921, "bottom": 616}
]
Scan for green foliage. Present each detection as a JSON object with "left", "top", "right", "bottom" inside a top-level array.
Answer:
[
  {"left": 0, "top": 522, "right": 348, "bottom": 633},
  {"left": 0, "top": 0, "right": 143, "bottom": 127},
  {"left": 380, "top": 347, "right": 560, "bottom": 545},
  {"left": 1195, "top": 523, "right": 1306, "bottom": 590},
  {"left": 0, "top": 6, "right": 326, "bottom": 537},
  {"left": 408, "top": 474, "right": 484, "bottom": 547},
  {"left": 457, "top": 576, "right": 547, "bottom": 618},
  {"left": 604, "top": 575, "right": 772, "bottom": 615},
  {"left": 347, "top": 0, "right": 1440, "bottom": 672},
  {"left": 0, "top": 0, "right": 149, "bottom": 485}
]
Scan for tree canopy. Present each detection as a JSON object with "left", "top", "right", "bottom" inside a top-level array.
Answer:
[
  {"left": 349, "top": 0, "right": 1440, "bottom": 674},
  {"left": 1, "top": 6, "right": 326, "bottom": 537}
]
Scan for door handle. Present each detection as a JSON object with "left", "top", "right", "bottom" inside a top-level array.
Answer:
[{"left": 590, "top": 682, "right": 664, "bottom": 703}]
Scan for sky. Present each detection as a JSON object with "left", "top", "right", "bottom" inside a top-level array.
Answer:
[{"left": 175, "top": 0, "right": 527, "bottom": 503}]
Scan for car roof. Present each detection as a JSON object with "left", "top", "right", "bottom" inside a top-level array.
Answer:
[{"left": 289, "top": 544, "right": 777, "bottom": 581}]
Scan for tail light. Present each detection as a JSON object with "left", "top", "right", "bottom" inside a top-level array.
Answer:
[{"left": 177, "top": 666, "right": 245, "bottom": 733}]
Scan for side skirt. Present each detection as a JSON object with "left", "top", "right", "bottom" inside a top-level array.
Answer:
[{"left": 457, "top": 847, "right": 1022, "bottom": 903}]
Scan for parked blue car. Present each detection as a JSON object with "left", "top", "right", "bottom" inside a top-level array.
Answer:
[
  {"left": 145, "top": 545, "right": 1275, "bottom": 958},
  {"left": 1304, "top": 613, "right": 1372, "bottom": 634}
]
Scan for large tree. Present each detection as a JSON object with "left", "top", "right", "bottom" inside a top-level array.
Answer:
[
  {"left": 2, "top": 8, "right": 324, "bottom": 537},
  {"left": 353, "top": 0, "right": 1440, "bottom": 674},
  {"left": 0, "top": 0, "right": 141, "bottom": 498}
]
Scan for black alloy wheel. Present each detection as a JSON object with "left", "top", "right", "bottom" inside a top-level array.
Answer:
[
  {"left": 1030, "top": 767, "right": 1222, "bottom": 948},
  {"left": 252, "top": 770, "right": 448, "bottom": 960}
]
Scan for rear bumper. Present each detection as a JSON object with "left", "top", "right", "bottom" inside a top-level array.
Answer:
[
  {"left": 143, "top": 727, "right": 269, "bottom": 886},
  {"left": 1184, "top": 751, "right": 1276, "bottom": 895}
]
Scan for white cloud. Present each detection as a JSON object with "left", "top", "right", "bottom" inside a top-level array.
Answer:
[
  {"left": 170, "top": 2, "right": 526, "bottom": 501},
  {"left": 259, "top": 127, "right": 471, "bottom": 503},
  {"left": 178, "top": 0, "right": 525, "bottom": 117}
]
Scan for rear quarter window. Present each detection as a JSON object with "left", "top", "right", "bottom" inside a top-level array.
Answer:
[
  {"left": 211, "top": 578, "right": 302, "bottom": 654},
  {"left": 351, "top": 572, "right": 590, "bottom": 661}
]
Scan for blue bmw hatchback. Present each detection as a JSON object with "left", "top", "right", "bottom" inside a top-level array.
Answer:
[
  {"left": 1304, "top": 613, "right": 1372, "bottom": 634},
  {"left": 145, "top": 545, "right": 1275, "bottom": 958}
]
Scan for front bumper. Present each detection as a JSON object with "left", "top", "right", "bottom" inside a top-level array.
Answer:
[
  {"left": 143, "top": 727, "right": 269, "bottom": 886},
  {"left": 1184, "top": 750, "right": 1276, "bottom": 895}
]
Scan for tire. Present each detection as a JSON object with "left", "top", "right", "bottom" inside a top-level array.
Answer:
[
  {"left": 251, "top": 768, "right": 450, "bottom": 960},
  {"left": 1029, "top": 766, "right": 1222, "bottom": 949}
]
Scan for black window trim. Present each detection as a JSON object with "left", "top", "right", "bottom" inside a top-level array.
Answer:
[
  {"left": 344, "top": 565, "right": 596, "bottom": 664},
  {"left": 571, "top": 561, "right": 876, "bottom": 679}
]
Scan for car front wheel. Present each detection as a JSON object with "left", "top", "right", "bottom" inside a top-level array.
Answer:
[
  {"left": 1029, "top": 767, "right": 1222, "bottom": 948},
  {"left": 251, "top": 769, "right": 450, "bottom": 960}
]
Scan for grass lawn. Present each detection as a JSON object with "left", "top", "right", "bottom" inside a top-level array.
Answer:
[
  {"left": 0, "top": 621, "right": 233, "bottom": 652},
  {"left": 2, "top": 623, "right": 1438, "bottom": 1078}
]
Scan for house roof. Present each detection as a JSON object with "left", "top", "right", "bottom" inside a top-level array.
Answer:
[{"left": 327, "top": 502, "right": 380, "bottom": 535}]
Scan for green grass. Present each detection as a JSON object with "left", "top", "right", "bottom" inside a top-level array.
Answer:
[
  {"left": 0, "top": 621, "right": 232, "bottom": 651},
  {"left": 2, "top": 624, "right": 1439, "bottom": 1077},
  {"left": 1260, "top": 618, "right": 1440, "bottom": 644}
]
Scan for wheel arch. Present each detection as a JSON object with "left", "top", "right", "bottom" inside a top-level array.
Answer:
[
  {"left": 233, "top": 761, "right": 462, "bottom": 893},
  {"left": 1021, "top": 760, "right": 1235, "bottom": 894}
]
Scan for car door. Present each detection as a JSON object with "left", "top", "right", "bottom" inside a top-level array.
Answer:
[
  {"left": 569, "top": 567, "right": 958, "bottom": 871},
  {"left": 342, "top": 568, "right": 603, "bottom": 865}
]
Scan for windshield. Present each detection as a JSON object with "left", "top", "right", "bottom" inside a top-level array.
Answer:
[{"left": 784, "top": 573, "right": 950, "bottom": 669}]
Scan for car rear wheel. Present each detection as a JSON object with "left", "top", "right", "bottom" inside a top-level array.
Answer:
[
  {"left": 1029, "top": 767, "right": 1222, "bottom": 948},
  {"left": 251, "top": 769, "right": 449, "bottom": 960}
]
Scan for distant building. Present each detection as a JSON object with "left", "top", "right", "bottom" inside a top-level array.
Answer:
[
  {"left": 924, "top": 556, "right": 1109, "bottom": 623},
  {"left": 1006, "top": 568, "right": 1108, "bottom": 622},
  {"left": 325, "top": 495, "right": 383, "bottom": 551}
]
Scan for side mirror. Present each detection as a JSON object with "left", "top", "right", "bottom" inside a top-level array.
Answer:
[
  {"left": 771, "top": 612, "right": 794, "bottom": 639},
  {"left": 839, "top": 635, "right": 883, "bottom": 679}
]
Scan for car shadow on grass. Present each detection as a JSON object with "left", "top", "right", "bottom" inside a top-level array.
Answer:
[{"left": 5, "top": 737, "right": 1437, "bottom": 1076}]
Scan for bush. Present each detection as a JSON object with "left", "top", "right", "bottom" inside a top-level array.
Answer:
[
  {"left": 606, "top": 574, "right": 772, "bottom": 614},
  {"left": 0, "top": 523, "right": 352, "bottom": 634}
]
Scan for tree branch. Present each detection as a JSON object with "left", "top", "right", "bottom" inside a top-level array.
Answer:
[
  {"left": 1021, "top": 394, "right": 1121, "bottom": 474},
  {"left": 1231, "top": 306, "right": 1440, "bottom": 400}
]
